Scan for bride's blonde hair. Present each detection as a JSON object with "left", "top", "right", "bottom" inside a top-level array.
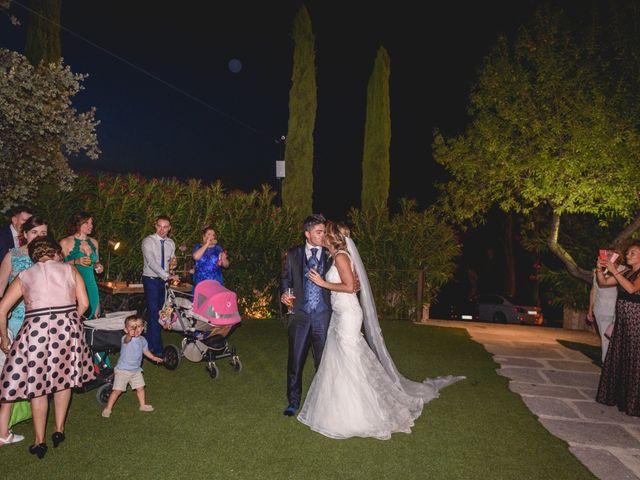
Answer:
[
  {"left": 325, "top": 221, "right": 348, "bottom": 252},
  {"left": 336, "top": 222, "right": 351, "bottom": 238}
]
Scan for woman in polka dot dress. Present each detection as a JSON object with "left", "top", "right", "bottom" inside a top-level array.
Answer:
[{"left": 0, "top": 237, "right": 95, "bottom": 458}]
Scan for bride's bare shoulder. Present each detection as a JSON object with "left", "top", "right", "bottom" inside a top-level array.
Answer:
[{"left": 333, "top": 250, "right": 353, "bottom": 269}]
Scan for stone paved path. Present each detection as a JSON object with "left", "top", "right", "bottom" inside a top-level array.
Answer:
[{"left": 422, "top": 319, "right": 640, "bottom": 480}]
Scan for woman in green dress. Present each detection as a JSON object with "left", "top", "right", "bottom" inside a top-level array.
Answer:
[{"left": 60, "top": 212, "right": 103, "bottom": 319}]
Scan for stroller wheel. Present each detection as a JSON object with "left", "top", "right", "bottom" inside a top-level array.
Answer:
[
  {"left": 206, "top": 362, "right": 220, "bottom": 379},
  {"left": 230, "top": 356, "right": 242, "bottom": 373},
  {"left": 163, "top": 345, "right": 181, "bottom": 370},
  {"left": 96, "top": 383, "right": 112, "bottom": 406}
]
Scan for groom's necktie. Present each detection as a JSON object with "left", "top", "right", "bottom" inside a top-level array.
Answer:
[
  {"left": 160, "top": 239, "right": 165, "bottom": 270},
  {"left": 305, "top": 248, "right": 322, "bottom": 312},
  {"left": 310, "top": 248, "right": 318, "bottom": 267}
]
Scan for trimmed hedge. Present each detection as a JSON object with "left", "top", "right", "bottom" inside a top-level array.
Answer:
[
  {"left": 29, "top": 173, "right": 458, "bottom": 319},
  {"left": 34, "top": 172, "right": 299, "bottom": 318}
]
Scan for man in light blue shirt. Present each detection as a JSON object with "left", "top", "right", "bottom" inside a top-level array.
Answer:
[{"left": 141, "top": 215, "right": 179, "bottom": 355}]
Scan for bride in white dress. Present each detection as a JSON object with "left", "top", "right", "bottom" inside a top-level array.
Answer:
[{"left": 298, "top": 222, "right": 464, "bottom": 440}]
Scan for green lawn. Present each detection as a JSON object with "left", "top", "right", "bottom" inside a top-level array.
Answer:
[{"left": 3, "top": 320, "right": 595, "bottom": 480}]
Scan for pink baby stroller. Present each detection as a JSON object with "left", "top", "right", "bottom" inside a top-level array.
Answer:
[{"left": 160, "top": 280, "right": 242, "bottom": 379}]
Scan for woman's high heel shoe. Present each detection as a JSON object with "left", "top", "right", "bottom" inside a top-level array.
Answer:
[
  {"left": 52, "top": 431, "right": 65, "bottom": 448},
  {"left": 29, "top": 443, "right": 47, "bottom": 459}
]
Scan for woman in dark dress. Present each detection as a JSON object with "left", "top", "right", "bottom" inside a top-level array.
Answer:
[{"left": 596, "top": 242, "right": 640, "bottom": 416}]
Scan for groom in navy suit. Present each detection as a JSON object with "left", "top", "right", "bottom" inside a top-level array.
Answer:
[{"left": 280, "top": 214, "right": 332, "bottom": 416}]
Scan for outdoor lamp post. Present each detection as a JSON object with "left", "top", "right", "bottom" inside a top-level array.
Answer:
[{"left": 106, "top": 239, "right": 121, "bottom": 281}]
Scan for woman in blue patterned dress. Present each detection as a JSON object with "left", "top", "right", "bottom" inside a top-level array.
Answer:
[
  {"left": 192, "top": 226, "right": 229, "bottom": 287},
  {"left": 0, "top": 216, "right": 49, "bottom": 337}
]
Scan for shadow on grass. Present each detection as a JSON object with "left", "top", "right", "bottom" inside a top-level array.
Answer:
[{"left": 557, "top": 339, "right": 602, "bottom": 367}]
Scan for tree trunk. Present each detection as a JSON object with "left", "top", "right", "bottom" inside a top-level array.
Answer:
[
  {"left": 504, "top": 211, "right": 516, "bottom": 297},
  {"left": 548, "top": 211, "right": 640, "bottom": 284},
  {"left": 547, "top": 212, "right": 592, "bottom": 283},
  {"left": 562, "top": 306, "right": 590, "bottom": 331},
  {"left": 611, "top": 213, "right": 640, "bottom": 251},
  {"left": 532, "top": 251, "right": 541, "bottom": 307}
]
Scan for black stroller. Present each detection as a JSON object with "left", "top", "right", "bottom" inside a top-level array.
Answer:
[{"left": 76, "top": 311, "right": 135, "bottom": 405}]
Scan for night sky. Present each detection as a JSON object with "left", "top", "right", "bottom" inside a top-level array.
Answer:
[{"left": 2, "top": 0, "right": 540, "bottom": 219}]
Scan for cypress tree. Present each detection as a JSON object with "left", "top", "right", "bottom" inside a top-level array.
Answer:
[
  {"left": 361, "top": 46, "right": 391, "bottom": 211},
  {"left": 25, "top": 0, "right": 62, "bottom": 66},
  {"left": 282, "top": 5, "right": 317, "bottom": 218}
]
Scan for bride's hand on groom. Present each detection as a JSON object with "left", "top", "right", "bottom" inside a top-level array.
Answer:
[
  {"left": 353, "top": 272, "right": 361, "bottom": 293},
  {"left": 308, "top": 268, "right": 326, "bottom": 288}
]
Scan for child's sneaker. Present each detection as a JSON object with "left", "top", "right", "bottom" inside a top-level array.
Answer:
[
  {"left": 139, "top": 405, "right": 154, "bottom": 412},
  {"left": 101, "top": 408, "right": 112, "bottom": 418}
]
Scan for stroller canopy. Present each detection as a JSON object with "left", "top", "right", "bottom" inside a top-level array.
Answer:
[{"left": 192, "top": 280, "right": 241, "bottom": 326}]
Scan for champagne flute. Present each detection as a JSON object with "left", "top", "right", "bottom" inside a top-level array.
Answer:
[
  {"left": 168, "top": 256, "right": 179, "bottom": 286},
  {"left": 169, "top": 256, "right": 178, "bottom": 272},
  {"left": 285, "top": 287, "right": 295, "bottom": 315}
]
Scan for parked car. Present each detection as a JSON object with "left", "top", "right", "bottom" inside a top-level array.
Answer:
[
  {"left": 474, "top": 294, "right": 543, "bottom": 325},
  {"left": 448, "top": 298, "right": 480, "bottom": 322}
]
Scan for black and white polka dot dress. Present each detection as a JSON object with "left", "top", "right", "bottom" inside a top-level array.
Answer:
[{"left": 0, "top": 261, "right": 95, "bottom": 401}]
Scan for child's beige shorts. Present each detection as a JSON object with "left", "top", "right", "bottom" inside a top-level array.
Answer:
[{"left": 113, "top": 368, "right": 145, "bottom": 391}]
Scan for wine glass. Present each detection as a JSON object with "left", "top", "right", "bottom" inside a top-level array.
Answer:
[
  {"left": 285, "top": 287, "right": 295, "bottom": 315},
  {"left": 168, "top": 256, "right": 178, "bottom": 272},
  {"left": 168, "top": 256, "right": 179, "bottom": 286}
]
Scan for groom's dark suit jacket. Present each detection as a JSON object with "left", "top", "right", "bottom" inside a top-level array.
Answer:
[
  {"left": 281, "top": 244, "right": 332, "bottom": 309},
  {"left": 0, "top": 226, "right": 15, "bottom": 265}
]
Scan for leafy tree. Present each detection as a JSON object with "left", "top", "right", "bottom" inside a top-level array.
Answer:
[
  {"left": 0, "top": 49, "right": 100, "bottom": 211},
  {"left": 25, "top": 0, "right": 62, "bottom": 66},
  {"left": 433, "top": 6, "right": 640, "bottom": 283},
  {"left": 282, "top": 5, "right": 317, "bottom": 219},
  {"left": 361, "top": 47, "right": 391, "bottom": 211}
]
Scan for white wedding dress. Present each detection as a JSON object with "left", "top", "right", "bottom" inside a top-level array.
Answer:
[{"left": 297, "top": 242, "right": 464, "bottom": 440}]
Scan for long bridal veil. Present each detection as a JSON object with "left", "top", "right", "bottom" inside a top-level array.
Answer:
[{"left": 345, "top": 236, "right": 464, "bottom": 401}]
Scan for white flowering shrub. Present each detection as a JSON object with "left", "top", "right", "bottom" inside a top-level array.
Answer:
[{"left": 0, "top": 48, "right": 100, "bottom": 211}]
